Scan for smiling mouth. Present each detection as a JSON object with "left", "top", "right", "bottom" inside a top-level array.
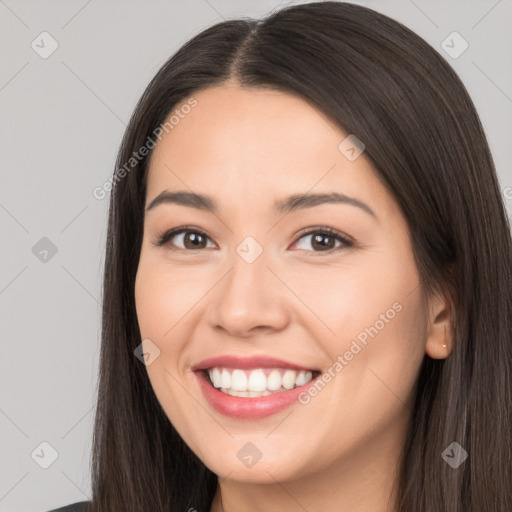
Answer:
[{"left": 202, "top": 367, "right": 322, "bottom": 398}]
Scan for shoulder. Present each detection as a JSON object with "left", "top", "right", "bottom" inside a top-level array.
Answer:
[{"left": 46, "top": 501, "right": 92, "bottom": 512}]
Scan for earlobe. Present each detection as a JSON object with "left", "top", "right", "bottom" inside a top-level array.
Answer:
[
  {"left": 425, "top": 324, "right": 452, "bottom": 359},
  {"left": 424, "top": 291, "right": 454, "bottom": 359}
]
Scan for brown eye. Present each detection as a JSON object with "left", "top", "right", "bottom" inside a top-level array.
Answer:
[
  {"left": 180, "top": 231, "right": 209, "bottom": 249},
  {"left": 154, "top": 225, "right": 353, "bottom": 254},
  {"left": 155, "top": 227, "right": 215, "bottom": 250},
  {"left": 291, "top": 227, "right": 353, "bottom": 253}
]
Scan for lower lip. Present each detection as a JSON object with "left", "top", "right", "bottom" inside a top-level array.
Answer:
[{"left": 195, "top": 370, "right": 320, "bottom": 420}]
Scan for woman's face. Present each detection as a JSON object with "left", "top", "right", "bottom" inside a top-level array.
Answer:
[{"left": 134, "top": 83, "right": 438, "bottom": 483}]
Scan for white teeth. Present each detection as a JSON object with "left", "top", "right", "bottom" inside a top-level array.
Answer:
[
  {"left": 248, "top": 369, "right": 267, "bottom": 391},
  {"left": 220, "top": 368, "right": 230, "bottom": 388},
  {"left": 227, "top": 389, "right": 248, "bottom": 397},
  {"left": 230, "top": 369, "right": 248, "bottom": 391},
  {"left": 267, "top": 370, "right": 282, "bottom": 391},
  {"left": 206, "top": 367, "right": 315, "bottom": 396},
  {"left": 225, "top": 389, "right": 273, "bottom": 397},
  {"left": 282, "top": 370, "right": 296, "bottom": 390},
  {"left": 296, "top": 370, "right": 312, "bottom": 386},
  {"left": 248, "top": 390, "right": 272, "bottom": 397},
  {"left": 211, "top": 367, "right": 222, "bottom": 388}
]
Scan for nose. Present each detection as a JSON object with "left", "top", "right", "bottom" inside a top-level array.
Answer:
[{"left": 204, "top": 248, "right": 291, "bottom": 339}]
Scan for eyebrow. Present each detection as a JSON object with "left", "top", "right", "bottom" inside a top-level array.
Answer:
[{"left": 145, "top": 190, "right": 377, "bottom": 219}]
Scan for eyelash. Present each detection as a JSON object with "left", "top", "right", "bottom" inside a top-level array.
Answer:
[{"left": 153, "top": 225, "right": 355, "bottom": 255}]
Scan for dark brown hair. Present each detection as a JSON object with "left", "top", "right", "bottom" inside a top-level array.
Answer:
[{"left": 90, "top": 2, "right": 512, "bottom": 510}]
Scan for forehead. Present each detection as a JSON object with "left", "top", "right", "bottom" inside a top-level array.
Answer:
[
  {"left": 151, "top": 84, "right": 343, "bottom": 161},
  {"left": 144, "top": 84, "right": 393, "bottom": 220}
]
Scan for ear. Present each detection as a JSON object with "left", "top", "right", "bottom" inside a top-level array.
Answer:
[{"left": 424, "top": 289, "right": 454, "bottom": 359}]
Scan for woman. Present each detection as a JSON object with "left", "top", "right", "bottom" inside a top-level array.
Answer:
[{"left": 49, "top": 2, "right": 512, "bottom": 511}]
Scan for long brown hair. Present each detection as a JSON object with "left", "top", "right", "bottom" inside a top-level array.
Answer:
[{"left": 90, "top": 2, "right": 512, "bottom": 510}]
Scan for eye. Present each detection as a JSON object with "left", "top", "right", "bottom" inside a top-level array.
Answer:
[
  {"left": 154, "top": 226, "right": 216, "bottom": 251},
  {"left": 153, "top": 225, "right": 354, "bottom": 254},
  {"left": 290, "top": 226, "right": 354, "bottom": 254}
]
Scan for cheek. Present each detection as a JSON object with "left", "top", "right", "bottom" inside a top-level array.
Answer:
[
  {"left": 134, "top": 253, "right": 199, "bottom": 343},
  {"left": 280, "top": 257, "right": 414, "bottom": 350},
  {"left": 134, "top": 257, "right": 201, "bottom": 431},
  {"left": 325, "top": 281, "right": 425, "bottom": 425},
  {"left": 295, "top": 286, "right": 425, "bottom": 462},
  {"left": 289, "top": 247, "right": 425, "bottom": 405},
  {"left": 134, "top": 257, "right": 189, "bottom": 414},
  {"left": 134, "top": 264, "right": 171, "bottom": 339}
]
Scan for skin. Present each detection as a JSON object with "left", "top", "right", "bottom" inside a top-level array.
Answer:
[{"left": 134, "top": 82, "right": 453, "bottom": 512}]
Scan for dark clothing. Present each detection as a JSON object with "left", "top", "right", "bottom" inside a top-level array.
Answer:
[{"left": 47, "top": 501, "right": 91, "bottom": 512}]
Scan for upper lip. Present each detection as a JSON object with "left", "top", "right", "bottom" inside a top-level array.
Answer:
[{"left": 192, "top": 355, "right": 319, "bottom": 372}]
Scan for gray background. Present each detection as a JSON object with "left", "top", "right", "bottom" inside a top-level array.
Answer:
[{"left": 0, "top": 0, "right": 510, "bottom": 510}]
